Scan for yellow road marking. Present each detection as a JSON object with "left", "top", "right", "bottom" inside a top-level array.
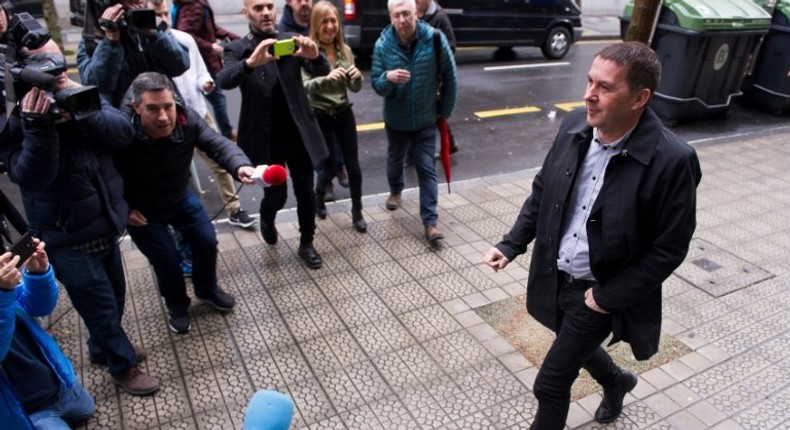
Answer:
[
  {"left": 475, "top": 106, "right": 541, "bottom": 119},
  {"left": 356, "top": 122, "right": 385, "bottom": 132},
  {"left": 555, "top": 101, "right": 586, "bottom": 112}
]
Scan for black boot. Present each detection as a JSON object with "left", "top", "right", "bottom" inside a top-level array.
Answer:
[
  {"left": 315, "top": 193, "right": 327, "bottom": 219},
  {"left": 351, "top": 208, "right": 367, "bottom": 233}
]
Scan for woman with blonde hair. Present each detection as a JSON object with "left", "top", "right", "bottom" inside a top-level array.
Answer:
[{"left": 303, "top": 1, "right": 367, "bottom": 233}]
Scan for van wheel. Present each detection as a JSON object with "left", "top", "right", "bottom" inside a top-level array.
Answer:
[{"left": 541, "top": 27, "right": 571, "bottom": 60}]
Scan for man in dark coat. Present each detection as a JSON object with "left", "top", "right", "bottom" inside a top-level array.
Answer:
[
  {"left": 0, "top": 55, "right": 160, "bottom": 396},
  {"left": 485, "top": 42, "right": 702, "bottom": 430},
  {"left": 217, "top": 0, "right": 329, "bottom": 270},
  {"left": 277, "top": 0, "right": 312, "bottom": 35},
  {"left": 116, "top": 72, "right": 255, "bottom": 334}
]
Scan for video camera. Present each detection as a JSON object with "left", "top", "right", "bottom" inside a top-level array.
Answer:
[
  {"left": 2, "top": 12, "right": 100, "bottom": 121},
  {"left": 88, "top": 0, "right": 156, "bottom": 33}
]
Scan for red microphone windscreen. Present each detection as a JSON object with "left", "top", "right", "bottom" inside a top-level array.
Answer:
[{"left": 263, "top": 164, "right": 288, "bottom": 186}]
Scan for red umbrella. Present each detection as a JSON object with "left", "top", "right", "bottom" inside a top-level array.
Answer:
[{"left": 438, "top": 116, "right": 452, "bottom": 193}]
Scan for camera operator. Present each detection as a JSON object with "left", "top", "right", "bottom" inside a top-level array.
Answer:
[
  {"left": 0, "top": 52, "right": 161, "bottom": 396},
  {"left": 77, "top": 0, "right": 189, "bottom": 107}
]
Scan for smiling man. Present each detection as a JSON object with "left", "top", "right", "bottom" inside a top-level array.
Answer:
[
  {"left": 115, "top": 72, "right": 255, "bottom": 335},
  {"left": 484, "top": 42, "right": 702, "bottom": 430}
]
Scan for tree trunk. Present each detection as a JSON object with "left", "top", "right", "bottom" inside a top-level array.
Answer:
[
  {"left": 625, "top": 0, "right": 662, "bottom": 44},
  {"left": 41, "top": 0, "right": 64, "bottom": 52}
]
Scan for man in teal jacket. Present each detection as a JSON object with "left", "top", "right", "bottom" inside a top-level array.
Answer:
[
  {"left": 371, "top": 0, "right": 457, "bottom": 245},
  {"left": 0, "top": 240, "right": 95, "bottom": 429}
]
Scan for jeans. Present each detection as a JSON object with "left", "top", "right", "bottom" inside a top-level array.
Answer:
[
  {"left": 28, "top": 380, "right": 95, "bottom": 429},
  {"left": 530, "top": 280, "right": 618, "bottom": 430},
  {"left": 48, "top": 235, "right": 138, "bottom": 376},
  {"left": 205, "top": 81, "right": 233, "bottom": 138},
  {"left": 386, "top": 125, "right": 439, "bottom": 226},
  {"left": 315, "top": 108, "right": 363, "bottom": 211},
  {"left": 127, "top": 189, "right": 220, "bottom": 311}
]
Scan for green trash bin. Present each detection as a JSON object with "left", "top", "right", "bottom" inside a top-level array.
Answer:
[
  {"left": 621, "top": 0, "right": 772, "bottom": 124},
  {"left": 743, "top": 0, "right": 790, "bottom": 115}
]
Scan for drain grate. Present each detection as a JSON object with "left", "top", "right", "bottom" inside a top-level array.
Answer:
[{"left": 674, "top": 238, "right": 773, "bottom": 297}]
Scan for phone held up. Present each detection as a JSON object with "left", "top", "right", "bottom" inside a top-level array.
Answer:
[
  {"left": 8, "top": 232, "right": 36, "bottom": 269},
  {"left": 268, "top": 39, "right": 296, "bottom": 57}
]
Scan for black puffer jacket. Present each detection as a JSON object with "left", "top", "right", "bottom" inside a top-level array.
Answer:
[
  {"left": 0, "top": 99, "right": 134, "bottom": 248},
  {"left": 115, "top": 104, "right": 252, "bottom": 215}
]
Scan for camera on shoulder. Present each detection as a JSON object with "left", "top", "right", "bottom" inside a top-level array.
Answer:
[{"left": 2, "top": 13, "right": 101, "bottom": 122}]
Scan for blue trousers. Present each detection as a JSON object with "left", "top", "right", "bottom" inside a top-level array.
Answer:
[
  {"left": 48, "top": 235, "right": 138, "bottom": 376},
  {"left": 127, "top": 189, "right": 220, "bottom": 312},
  {"left": 386, "top": 125, "right": 439, "bottom": 226},
  {"left": 28, "top": 380, "right": 95, "bottom": 429}
]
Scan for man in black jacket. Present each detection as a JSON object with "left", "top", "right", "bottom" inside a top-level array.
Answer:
[
  {"left": 116, "top": 72, "right": 255, "bottom": 334},
  {"left": 484, "top": 42, "right": 702, "bottom": 429},
  {"left": 0, "top": 53, "right": 160, "bottom": 396},
  {"left": 277, "top": 0, "right": 311, "bottom": 35},
  {"left": 217, "top": 0, "right": 329, "bottom": 270}
]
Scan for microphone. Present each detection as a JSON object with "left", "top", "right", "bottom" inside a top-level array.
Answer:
[
  {"left": 243, "top": 390, "right": 294, "bottom": 430},
  {"left": 252, "top": 164, "right": 288, "bottom": 187}
]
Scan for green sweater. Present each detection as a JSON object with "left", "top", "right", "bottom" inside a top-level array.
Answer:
[{"left": 302, "top": 43, "right": 363, "bottom": 112}]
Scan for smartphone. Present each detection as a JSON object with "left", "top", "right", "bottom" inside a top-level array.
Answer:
[
  {"left": 9, "top": 232, "right": 36, "bottom": 268},
  {"left": 269, "top": 39, "right": 296, "bottom": 57}
]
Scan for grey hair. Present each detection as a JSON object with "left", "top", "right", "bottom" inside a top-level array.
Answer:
[
  {"left": 130, "top": 72, "right": 175, "bottom": 105},
  {"left": 147, "top": 0, "right": 165, "bottom": 6},
  {"left": 388, "top": 0, "right": 416, "bottom": 13}
]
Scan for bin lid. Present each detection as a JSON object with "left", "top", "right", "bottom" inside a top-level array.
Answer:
[
  {"left": 623, "top": 0, "right": 772, "bottom": 32},
  {"left": 752, "top": 0, "right": 790, "bottom": 21}
]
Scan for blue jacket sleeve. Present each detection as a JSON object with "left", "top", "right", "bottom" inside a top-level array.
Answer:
[
  {"left": 438, "top": 33, "right": 457, "bottom": 119},
  {"left": 1, "top": 117, "right": 61, "bottom": 192},
  {"left": 79, "top": 99, "right": 135, "bottom": 150},
  {"left": 146, "top": 31, "right": 190, "bottom": 78},
  {"left": 77, "top": 39, "right": 125, "bottom": 102},
  {"left": 371, "top": 42, "right": 395, "bottom": 97},
  {"left": 0, "top": 265, "right": 57, "bottom": 360}
]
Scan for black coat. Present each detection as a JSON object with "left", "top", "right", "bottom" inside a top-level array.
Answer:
[
  {"left": 0, "top": 99, "right": 134, "bottom": 248},
  {"left": 495, "top": 108, "right": 702, "bottom": 360},
  {"left": 216, "top": 30, "right": 330, "bottom": 167},
  {"left": 115, "top": 106, "right": 251, "bottom": 216}
]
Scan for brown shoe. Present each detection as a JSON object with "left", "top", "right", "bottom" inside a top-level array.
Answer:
[
  {"left": 90, "top": 343, "right": 148, "bottom": 365},
  {"left": 425, "top": 225, "right": 444, "bottom": 245},
  {"left": 112, "top": 365, "right": 160, "bottom": 396},
  {"left": 385, "top": 193, "right": 401, "bottom": 211}
]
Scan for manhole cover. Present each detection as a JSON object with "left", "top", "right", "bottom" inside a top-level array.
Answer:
[{"left": 675, "top": 238, "right": 773, "bottom": 297}]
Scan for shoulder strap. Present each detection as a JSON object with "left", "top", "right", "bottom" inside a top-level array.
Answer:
[{"left": 433, "top": 29, "right": 441, "bottom": 72}]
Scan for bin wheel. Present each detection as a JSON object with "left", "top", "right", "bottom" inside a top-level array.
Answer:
[{"left": 541, "top": 26, "right": 571, "bottom": 60}]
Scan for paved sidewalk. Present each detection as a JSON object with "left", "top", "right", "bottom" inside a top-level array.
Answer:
[{"left": 46, "top": 125, "right": 789, "bottom": 430}]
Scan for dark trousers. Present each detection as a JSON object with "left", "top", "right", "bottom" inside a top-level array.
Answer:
[
  {"left": 261, "top": 135, "right": 316, "bottom": 245},
  {"left": 531, "top": 278, "right": 619, "bottom": 430},
  {"left": 315, "top": 108, "right": 363, "bottom": 211},
  {"left": 205, "top": 75, "right": 233, "bottom": 138},
  {"left": 127, "top": 189, "right": 220, "bottom": 311},
  {"left": 48, "top": 235, "right": 138, "bottom": 376}
]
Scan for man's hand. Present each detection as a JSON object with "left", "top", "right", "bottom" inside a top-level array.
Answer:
[
  {"left": 21, "top": 88, "right": 51, "bottom": 116},
  {"left": 99, "top": 3, "right": 125, "bottom": 42},
  {"left": 0, "top": 252, "right": 22, "bottom": 291},
  {"left": 202, "top": 81, "right": 215, "bottom": 94},
  {"left": 128, "top": 209, "right": 148, "bottom": 227},
  {"left": 293, "top": 35, "right": 318, "bottom": 59},
  {"left": 245, "top": 38, "right": 276, "bottom": 69},
  {"left": 484, "top": 247, "right": 510, "bottom": 272},
  {"left": 584, "top": 288, "right": 609, "bottom": 314},
  {"left": 386, "top": 69, "right": 411, "bottom": 85},
  {"left": 24, "top": 238, "right": 49, "bottom": 274},
  {"left": 212, "top": 42, "right": 224, "bottom": 58},
  {"left": 236, "top": 166, "right": 255, "bottom": 185}
]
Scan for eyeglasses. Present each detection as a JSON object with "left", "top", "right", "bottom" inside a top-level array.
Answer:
[{"left": 390, "top": 10, "right": 413, "bottom": 20}]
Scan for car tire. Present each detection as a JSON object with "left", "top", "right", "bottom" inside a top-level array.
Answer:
[{"left": 541, "top": 26, "right": 571, "bottom": 60}]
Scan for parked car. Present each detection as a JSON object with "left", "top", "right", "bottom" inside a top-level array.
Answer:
[{"left": 338, "top": 0, "right": 583, "bottom": 60}]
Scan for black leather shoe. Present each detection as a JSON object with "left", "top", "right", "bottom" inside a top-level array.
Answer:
[
  {"left": 298, "top": 244, "right": 322, "bottom": 269},
  {"left": 315, "top": 195, "right": 327, "bottom": 220},
  {"left": 595, "top": 370, "right": 638, "bottom": 424},
  {"left": 352, "top": 214, "right": 367, "bottom": 233},
  {"left": 260, "top": 218, "right": 278, "bottom": 245}
]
